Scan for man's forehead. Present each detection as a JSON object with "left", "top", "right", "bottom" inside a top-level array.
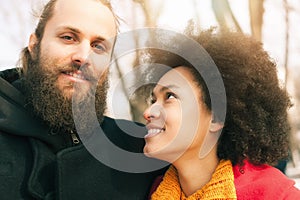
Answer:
[
  {"left": 53, "top": 0, "right": 112, "bottom": 18},
  {"left": 51, "top": 0, "right": 117, "bottom": 38}
]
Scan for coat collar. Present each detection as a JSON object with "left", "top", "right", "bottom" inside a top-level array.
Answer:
[{"left": 0, "top": 75, "right": 68, "bottom": 152}]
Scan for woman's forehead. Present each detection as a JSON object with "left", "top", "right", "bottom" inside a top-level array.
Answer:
[{"left": 154, "top": 66, "right": 199, "bottom": 94}]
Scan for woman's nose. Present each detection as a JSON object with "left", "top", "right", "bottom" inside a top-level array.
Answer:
[{"left": 143, "top": 104, "right": 161, "bottom": 122}]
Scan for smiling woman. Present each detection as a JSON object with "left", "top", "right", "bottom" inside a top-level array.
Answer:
[
  {"left": 141, "top": 28, "right": 300, "bottom": 199},
  {"left": 143, "top": 66, "right": 216, "bottom": 164}
]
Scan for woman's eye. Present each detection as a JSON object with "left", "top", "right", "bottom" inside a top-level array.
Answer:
[
  {"left": 147, "top": 96, "right": 156, "bottom": 105},
  {"left": 166, "top": 92, "right": 176, "bottom": 100}
]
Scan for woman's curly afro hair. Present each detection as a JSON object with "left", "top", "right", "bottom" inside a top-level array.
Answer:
[
  {"left": 188, "top": 29, "right": 292, "bottom": 166},
  {"left": 141, "top": 28, "right": 292, "bottom": 166}
]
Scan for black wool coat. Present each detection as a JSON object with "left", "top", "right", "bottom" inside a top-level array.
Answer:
[{"left": 0, "top": 69, "right": 166, "bottom": 200}]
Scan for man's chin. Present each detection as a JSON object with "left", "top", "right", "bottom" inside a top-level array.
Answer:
[
  {"left": 60, "top": 83, "right": 93, "bottom": 101},
  {"left": 59, "top": 86, "right": 74, "bottom": 100}
]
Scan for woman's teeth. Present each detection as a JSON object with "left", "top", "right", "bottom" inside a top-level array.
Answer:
[
  {"left": 145, "top": 128, "right": 165, "bottom": 138},
  {"left": 148, "top": 129, "right": 164, "bottom": 135}
]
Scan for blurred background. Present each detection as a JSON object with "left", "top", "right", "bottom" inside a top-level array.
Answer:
[{"left": 0, "top": 0, "right": 299, "bottom": 186}]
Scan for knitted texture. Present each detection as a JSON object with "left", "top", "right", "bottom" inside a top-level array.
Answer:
[{"left": 150, "top": 160, "right": 237, "bottom": 200}]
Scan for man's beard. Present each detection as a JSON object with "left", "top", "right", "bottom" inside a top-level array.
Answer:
[{"left": 23, "top": 49, "right": 108, "bottom": 133}]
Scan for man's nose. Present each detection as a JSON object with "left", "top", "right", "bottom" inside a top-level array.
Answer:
[{"left": 71, "top": 41, "right": 91, "bottom": 66}]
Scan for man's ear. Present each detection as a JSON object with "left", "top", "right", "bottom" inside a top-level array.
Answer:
[{"left": 28, "top": 33, "right": 38, "bottom": 55}]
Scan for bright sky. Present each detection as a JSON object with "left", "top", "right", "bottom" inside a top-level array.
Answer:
[
  {"left": 1, "top": 0, "right": 299, "bottom": 93},
  {"left": 2, "top": 0, "right": 298, "bottom": 70},
  {"left": 1, "top": 0, "right": 298, "bottom": 118},
  {"left": 0, "top": 0, "right": 42, "bottom": 69}
]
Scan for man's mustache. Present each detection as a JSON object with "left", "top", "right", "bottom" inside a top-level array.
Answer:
[{"left": 59, "top": 62, "right": 100, "bottom": 83}]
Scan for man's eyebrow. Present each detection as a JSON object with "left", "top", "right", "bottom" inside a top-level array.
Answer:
[
  {"left": 57, "top": 26, "right": 112, "bottom": 49},
  {"left": 57, "top": 26, "right": 81, "bottom": 34},
  {"left": 57, "top": 26, "right": 107, "bottom": 41}
]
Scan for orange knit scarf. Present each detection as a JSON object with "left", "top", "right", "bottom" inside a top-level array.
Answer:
[{"left": 150, "top": 160, "right": 237, "bottom": 200}]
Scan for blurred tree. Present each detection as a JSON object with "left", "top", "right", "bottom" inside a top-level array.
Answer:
[
  {"left": 249, "top": 0, "right": 264, "bottom": 42},
  {"left": 211, "top": 0, "right": 242, "bottom": 32},
  {"left": 192, "top": 0, "right": 201, "bottom": 32},
  {"left": 283, "top": 0, "right": 290, "bottom": 87},
  {"left": 282, "top": 0, "right": 300, "bottom": 169},
  {"left": 114, "top": 0, "right": 165, "bottom": 122},
  {"left": 289, "top": 78, "right": 300, "bottom": 167},
  {"left": 132, "top": 0, "right": 164, "bottom": 27},
  {"left": 0, "top": 0, "right": 38, "bottom": 67}
]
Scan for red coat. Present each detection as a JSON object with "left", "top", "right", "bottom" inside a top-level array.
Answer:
[
  {"left": 233, "top": 160, "right": 300, "bottom": 199},
  {"left": 149, "top": 160, "right": 300, "bottom": 199}
]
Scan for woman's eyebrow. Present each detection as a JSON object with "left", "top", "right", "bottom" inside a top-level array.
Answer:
[
  {"left": 159, "top": 85, "right": 179, "bottom": 93},
  {"left": 152, "top": 84, "right": 179, "bottom": 96}
]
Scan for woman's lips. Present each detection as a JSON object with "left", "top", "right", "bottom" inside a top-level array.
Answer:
[{"left": 145, "top": 125, "right": 165, "bottom": 138}]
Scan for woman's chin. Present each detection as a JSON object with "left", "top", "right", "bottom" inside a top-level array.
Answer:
[
  {"left": 143, "top": 145, "right": 161, "bottom": 159},
  {"left": 143, "top": 146, "right": 176, "bottom": 163}
]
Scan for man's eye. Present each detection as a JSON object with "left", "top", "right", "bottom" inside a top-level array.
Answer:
[
  {"left": 61, "top": 35, "right": 74, "bottom": 41},
  {"left": 92, "top": 43, "right": 107, "bottom": 54}
]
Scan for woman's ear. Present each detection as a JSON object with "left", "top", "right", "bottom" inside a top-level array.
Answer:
[
  {"left": 199, "top": 120, "right": 224, "bottom": 159},
  {"left": 28, "top": 33, "right": 37, "bottom": 56},
  {"left": 209, "top": 121, "right": 224, "bottom": 133}
]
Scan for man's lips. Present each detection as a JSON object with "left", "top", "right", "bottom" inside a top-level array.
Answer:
[
  {"left": 62, "top": 70, "right": 88, "bottom": 82},
  {"left": 65, "top": 71, "right": 85, "bottom": 80}
]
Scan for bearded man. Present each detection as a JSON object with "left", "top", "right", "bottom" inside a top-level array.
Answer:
[{"left": 0, "top": 0, "right": 163, "bottom": 199}]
